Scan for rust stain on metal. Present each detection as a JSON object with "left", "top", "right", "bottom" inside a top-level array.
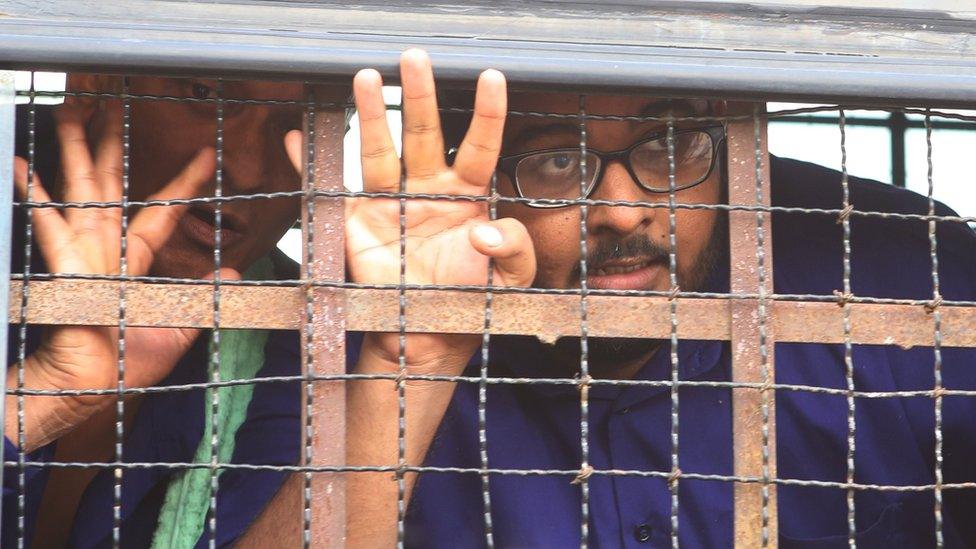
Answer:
[
  {"left": 304, "top": 91, "right": 347, "bottom": 547},
  {"left": 352, "top": 290, "right": 736, "bottom": 341},
  {"left": 7, "top": 279, "right": 304, "bottom": 329},
  {"left": 11, "top": 282, "right": 976, "bottom": 348},
  {"left": 727, "top": 102, "right": 777, "bottom": 548}
]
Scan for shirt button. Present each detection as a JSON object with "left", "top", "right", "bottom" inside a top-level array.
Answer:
[
  {"left": 617, "top": 406, "right": 631, "bottom": 415},
  {"left": 634, "top": 523, "right": 652, "bottom": 543}
]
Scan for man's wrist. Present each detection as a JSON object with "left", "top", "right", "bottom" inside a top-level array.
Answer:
[
  {"left": 359, "top": 333, "right": 479, "bottom": 379},
  {"left": 5, "top": 355, "right": 105, "bottom": 452}
]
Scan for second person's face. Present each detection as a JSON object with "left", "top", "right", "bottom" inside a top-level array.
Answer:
[
  {"left": 497, "top": 93, "right": 725, "bottom": 293},
  {"left": 127, "top": 77, "right": 306, "bottom": 278}
]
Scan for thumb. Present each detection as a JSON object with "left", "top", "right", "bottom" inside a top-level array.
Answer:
[
  {"left": 468, "top": 218, "right": 536, "bottom": 288},
  {"left": 284, "top": 129, "right": 304, "bottom": 176}
]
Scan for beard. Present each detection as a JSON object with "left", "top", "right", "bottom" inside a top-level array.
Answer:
[{"left": 505, "top": 211, "right": 728, "bottom": 379}]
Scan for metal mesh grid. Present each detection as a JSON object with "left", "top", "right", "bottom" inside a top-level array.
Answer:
[{"left": 2, "top": 68, "right": 975, "bottom": 549}]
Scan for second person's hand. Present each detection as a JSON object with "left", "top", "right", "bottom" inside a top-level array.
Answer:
[{"left": 9, "top": 97, "right": 239, "bottom": 452}]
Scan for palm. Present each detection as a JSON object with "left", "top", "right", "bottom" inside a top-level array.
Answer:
[
  {"left": 16, "top": 99, "right": 221, "bottom": 403},
  {"left": 325, "top": 50, "right": 536, "bottom": 367},
  {"left": 344, "top": 52, "right": 534, "bottom": 295},
  {"left": 347, "top": 193, "right": 498, "bottom": 288}
]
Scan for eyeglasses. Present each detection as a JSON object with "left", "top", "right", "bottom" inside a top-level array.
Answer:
[{"left": 495, "top": 125, "right": 725, "bottom": 208}]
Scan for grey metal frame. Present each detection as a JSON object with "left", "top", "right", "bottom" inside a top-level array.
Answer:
[
  {"left": 0, "top": 1, "right": 975, "bottom": 105},
  {"left": 0, "top": 71, "right": 14, "bottom": 525}
]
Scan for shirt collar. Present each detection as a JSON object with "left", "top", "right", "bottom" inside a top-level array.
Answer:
[{"left": 483, "top": 336, "right": 725, "bottom": 404}]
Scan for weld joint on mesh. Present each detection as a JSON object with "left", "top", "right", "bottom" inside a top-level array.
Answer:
[
  {"left": 925, "top": 294, "right": 944, "bottom": 314},
  {"left": 835, "top": 204, "right": 854, "bottom": 224},
  {"left": 395, "top": 458, "right": 408, "bottom": 480},
  {"left": 667, "top": 468, "right": 683, "bottom": 488},
  {"left": 668, "top": 285, "right": 681, "bottom": 301},
  {"left": 576, "top": 374, "right": 592, "bottom": 391},
  {"left": 833, "top": 289, "right": 854, "bottom": 307},
  {"left": 571, "top": 464, "right": 594, "bottom": 485}
]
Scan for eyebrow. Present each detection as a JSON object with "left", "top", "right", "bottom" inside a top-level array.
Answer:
[
  {"left": 507, "top": 122, "right": 577, "bottom": 153},
  {"left": 506, "top": 99, "right": 704, "bottom": 153}
]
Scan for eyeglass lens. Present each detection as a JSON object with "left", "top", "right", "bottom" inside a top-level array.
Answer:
[{"left": 514, "top": 130, "right": 715, "bottom": 200}]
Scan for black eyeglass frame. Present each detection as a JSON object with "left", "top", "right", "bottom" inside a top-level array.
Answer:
[{"left": 494, "top": 124, "right": 726, "bottom": 208}]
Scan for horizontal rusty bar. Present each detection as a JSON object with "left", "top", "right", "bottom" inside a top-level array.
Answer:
[
  {"left": 8, "top": 280, "right": 976, "bottom": 348},
  {"left": 9, "top": 280, "right": 306, "bottom": 329}
]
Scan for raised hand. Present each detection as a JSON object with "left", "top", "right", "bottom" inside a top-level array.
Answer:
[
  {"left": 274, "top": 51, "right": 538, "bottom": 546},
  {"left": 284, "top": 50, "right": 536, "bottom": 367},
  {"left": 346, "top": 49, "right": 534, "bottom": 290},
  {"left": 9, "top": 97, "right": 236, "bottom": 451},
  {"left": 288, "top": 49, "right": 536, "bottom": 368}
]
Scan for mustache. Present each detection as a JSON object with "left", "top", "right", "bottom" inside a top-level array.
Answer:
[{"left": 571, "top": 234, "right": 670, "bottom": 279}]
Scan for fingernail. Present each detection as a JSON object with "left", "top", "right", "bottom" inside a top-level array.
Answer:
[{"left": 474, "top": 225, "right": 503, "bottom": 247}]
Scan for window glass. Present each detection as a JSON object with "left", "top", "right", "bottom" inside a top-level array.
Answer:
[
  {"left": 769, "top": 121, "right": 892, "bottom": 184},
  {"left": 905, "top": 127, "right": 976, "bottom": 219},
  {"left": 14, "top": 71, "right": 65, "bottom": 105}
]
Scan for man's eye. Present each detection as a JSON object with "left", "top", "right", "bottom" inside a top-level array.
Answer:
[
  {"left": 541, "top": 154, "right": 576, "bottom": 174},
  {"left": 191, "top": 82, "right": 216, "bottom": 100}
]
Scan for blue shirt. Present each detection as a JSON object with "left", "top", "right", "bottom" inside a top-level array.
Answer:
[
  {"left": 402, "top": 157, "right": 976, "bottom": 548},
  {"left": 5, "top": 106, "right": 976, "bottom": 547}
]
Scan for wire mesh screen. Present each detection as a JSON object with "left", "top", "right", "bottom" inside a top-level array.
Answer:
[{"left": 3, "top": 62, "right": 976, "bottom": 549}]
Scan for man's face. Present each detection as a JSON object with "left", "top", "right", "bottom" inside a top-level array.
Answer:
[
  {"left": 126, "top": 77, "right": 305, "bottom": 278},
  {"left": 497, "top": 93, "right": 724, "bottom": 294}
]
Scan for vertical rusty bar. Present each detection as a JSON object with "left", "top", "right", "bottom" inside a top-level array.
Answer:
[
  {"left": 727, "top": 102, "right": 777, "bottom": 548},
  {"left": 303, "top": 87, "right": 347, "bottom": 547}
]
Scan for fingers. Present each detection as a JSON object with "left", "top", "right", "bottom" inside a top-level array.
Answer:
[
  {"left": 354, "top": 69, "right": 400, "bottom": 192},
  {"left": 53, "top": 99, "right": 100, "bottom": 205},
  {"left": 355, "top": 51, "right": 507, "bottom": 196},
  {"left": 284, "top": 129, "right": 304, "bottom": 177},
  {"left": 452, "top": 69, "right": 507, "bottom": 187},
  {"left": 468, "top": 217, "right": 536, "bottom": 287},
  {"left": 126, "top": 148, "right": 216, "bottom": 274},
  {"left": 399, "top": 49, "right": 446, "bottom": 182},
  {"left": 14, "top": 157, "right": 71, "bottom": 268},
  {"left": 91, "top": 100, "right": 125, "bottom": 203},
  {"left": 13, "top": 157, "right": 49, "bottom": 202}
]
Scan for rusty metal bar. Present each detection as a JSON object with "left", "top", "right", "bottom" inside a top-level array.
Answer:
[
  {"left": 11, "top": 281, "right": 976, "bottom": 348},
  {"left": 303, "top": 92, "right": 347, "bottom": 547},
  {"left": 727, "top": 102, "right": 777, "bottom": 547}
]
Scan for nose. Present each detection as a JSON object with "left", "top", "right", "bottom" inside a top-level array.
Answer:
[
  {"left": 222, "top": 123, "right": 268, "bottom": 194},
  {"left": 585, "top": 161, "right": 658, "bottom": 237}
]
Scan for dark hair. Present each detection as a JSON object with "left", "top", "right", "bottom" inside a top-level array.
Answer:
[{"left": 437, "top": 88, "right": 475, "bottom": 151}]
